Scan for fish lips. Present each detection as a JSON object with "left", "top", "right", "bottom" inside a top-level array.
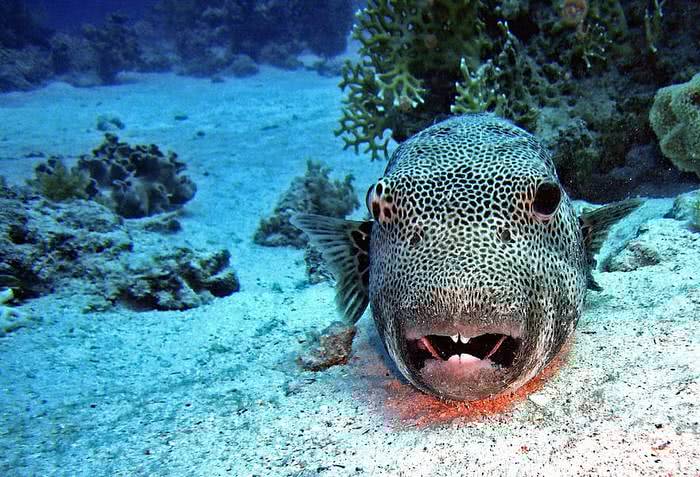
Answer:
[{"left": 398, "top": 322, "right": 526, "bottom": 401}]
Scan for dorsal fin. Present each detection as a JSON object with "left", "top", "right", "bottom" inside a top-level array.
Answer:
[
  {"left": 290, "top": 214, "right": 372, "bottom": 325},
  {"left": 580, "top": 198, "right": 642, "bottom": 290}
]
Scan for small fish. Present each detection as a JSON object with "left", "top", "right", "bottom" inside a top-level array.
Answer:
[{"left": 293, "top": 114, "right": 640, "bottom": 401}]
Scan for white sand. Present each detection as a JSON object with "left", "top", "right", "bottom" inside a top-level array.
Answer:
[{"left": 0, "top": 69, "right": 698, "bottom": 476}]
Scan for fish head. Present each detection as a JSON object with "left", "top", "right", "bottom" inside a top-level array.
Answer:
[{"left": 366, "top": 116, "right": 587, "bottom": 401}]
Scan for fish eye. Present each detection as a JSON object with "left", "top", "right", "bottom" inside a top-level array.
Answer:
[{"left": 532, "top": 181, "right": 561, "bottom": 218}]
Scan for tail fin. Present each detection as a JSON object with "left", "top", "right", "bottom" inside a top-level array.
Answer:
[{"left": 291, "top": 214, "right": 372, "bottom": 324}]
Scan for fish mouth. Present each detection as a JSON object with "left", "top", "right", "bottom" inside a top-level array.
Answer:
[
  {"left": 402, "top": 325, "right": 524, "bottom": 401},
  {"left": 406, "top": 331, "right": 521, "bottom": 370}
]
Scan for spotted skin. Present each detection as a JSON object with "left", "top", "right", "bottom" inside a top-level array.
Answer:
[
  {"left": 367, "top": 114, "right": 587, "bottom": 400},
  {"left": 293, "top": 113, "right": 639, "bottom": 402}
]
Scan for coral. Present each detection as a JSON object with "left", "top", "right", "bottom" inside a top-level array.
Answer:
[
  {"left": 122, "top": 248, "right": 239, "bottom": 311},
  {"left": 27, "top": 157, "right": 91, "bottom": 202},
  {"left": 0, "top": 181, "right": 238, "bottom": 312},
  {"left": 296, "top": 321, "right": 357, "bottom": 371},
  {"left": 649, "top": 72, "right": 700, "bottom": 178},
  {"left": 453, "top": 22, "right": 543, "bottom": 130},
  {"left": 155, "top": 0, "right": 354, "bottom": 75},
  {"left": 254, "top": 160, "right": 359, "bottom": 247},
  {"left": 336, "top": 1, "right": 557, "bottom": 160},
  {"left": 76, "top": 134, "right": 197, "bottom": 218},
  {"left": 644, "top": 0, "right": 664, "bottom": 55},
  {"left": 82, "top": 14, "right": 141, "bottom": 84}
]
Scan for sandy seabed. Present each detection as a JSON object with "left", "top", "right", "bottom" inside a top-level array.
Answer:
[{"left": 0, "top": 68, "right": 698, "bottom": 476}]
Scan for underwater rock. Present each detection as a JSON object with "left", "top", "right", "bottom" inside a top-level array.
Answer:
[
  {"left": 604, "top": 218, "right": 699, "bottom": 272},
  {"left": 254, "top": 160, "right": 358, "bottom": 248},
  {"left": 0, "top": 288, "right": 31, "bottom": 337},
  {"left": 667, "top": 190, "right": 700, "bottom": 230},
  {"left": 0, "top": 181, "right": 239, "bottom": 315},
  {"left": 308, "top": 58, "right": 344, "bottom": 78},
  {"left": 0, "top": 183, "right": 133, "bottom": 301},
  {"left": 604, "top": 239, "right": 661, "bottom": 272},
  {"left": 297, "top": 321, "right": 357, "bottom": 371},
  {"left": 0, "top": 45, "right": 53, "bottom": 92},
  {"left": 122, "top": 248, "right": 240, "bottom": 311},
  {"left": 258, "top": 43, "right": 303, "bottom": 70},
  {"left": 227, "top": 54, "right": 258, "bottom": 78},
  {"left": 76, "top": 133, "right": 197, "bottom": 218},
  {"left": 96, "top": 114, "right": 125, "bottom": 132}
]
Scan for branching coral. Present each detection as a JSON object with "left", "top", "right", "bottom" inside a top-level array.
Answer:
[
  {"left": 336, "top": 0, "right": 489, "bottom": 160},
  {"left": 336, "top": 1, "right": 556, "bottom": 160}
]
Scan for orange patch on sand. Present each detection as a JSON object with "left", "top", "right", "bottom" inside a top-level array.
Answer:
[{"left": 379, "top": 339, "right": 573, "bottom": 428}]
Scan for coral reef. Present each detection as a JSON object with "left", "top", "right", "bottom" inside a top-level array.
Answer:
[
  {"left": 0, "top": 0, "right": 50, "bottom": 49},
  {"left": 649, "top": 72, "right": 700, "bottom": 178},
  {"left": 0, "top": 181, "right": 238, "bottom": 314},
  {"left": 337, "top": 0, "right": 700, "bottom": 201},
  {"left": 296, "top": 321, "right": 357, "bottom": 371},
  {"left": 73, "top": 134, "right": 196, "bottom": 218},
  {"left": 28, "top": 135, "right": 196, "bottom": 218},
  {"left": 82, "top": 14, "right": 142, "bottom": 84},
  {"left": 254, "top": 160, "right": 359, "bottom": 248},
  {"left": 154, "top": 0, "right": 354, "bottom": 76}
]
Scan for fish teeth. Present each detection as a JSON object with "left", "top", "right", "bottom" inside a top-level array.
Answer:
[
  {"left": 460, "top": 334, "right": 470, "bottom": 344},
  {"left": 450, "top": 334, "right": 459, "bottom": 343}
]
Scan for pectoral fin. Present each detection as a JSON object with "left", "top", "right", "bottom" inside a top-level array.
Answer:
[
  {"left": 291, "top": 214, "right": 372, "bottom": 324},
  {"left": 580, "top": 198, "right": 642, "bottom": 290}
]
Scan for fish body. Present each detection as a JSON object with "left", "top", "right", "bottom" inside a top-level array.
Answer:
[{"left": 293, "top": 114, "right": 640, "bottom": 401}]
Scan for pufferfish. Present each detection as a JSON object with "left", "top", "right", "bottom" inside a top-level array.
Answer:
[{"left": 292, "top": 114, "right": 640, "bottom": 401}]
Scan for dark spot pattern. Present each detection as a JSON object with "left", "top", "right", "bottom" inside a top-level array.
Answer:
[{"left": 367, "top": 114, "right": 588, "bottom": 400}]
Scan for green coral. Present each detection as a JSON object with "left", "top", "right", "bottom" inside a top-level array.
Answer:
[
  {"left": 336, "top": 0, "right": 490, "bottom": 160},
  {"left": 649, "top": 72, "right": 700, "bottom": 178},
  {"left": 336, "top": 1, "right": 556, "bottom": 160},
  {"left": 28, "top": 157, "right": 90, "bottom": 202}
]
